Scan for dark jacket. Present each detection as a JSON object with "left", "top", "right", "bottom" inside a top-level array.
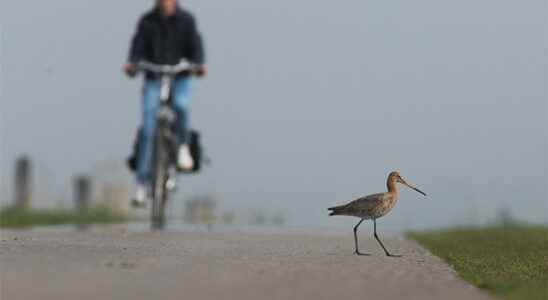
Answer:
[{"left": 128, "top": 7, "right": 205, "bottom": 68}]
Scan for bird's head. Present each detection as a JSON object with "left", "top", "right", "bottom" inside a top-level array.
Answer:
[{"left": 389, "top": 171, "right": 427, "bottom": 196}]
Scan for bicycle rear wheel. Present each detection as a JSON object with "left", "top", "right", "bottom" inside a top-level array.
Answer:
[{"left": 151, "top": 129, "right": 169, "bottom": 230}]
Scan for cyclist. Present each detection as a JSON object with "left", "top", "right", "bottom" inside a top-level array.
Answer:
[{"left": 125, "top": 0, "right": 206, "bottom": 206}]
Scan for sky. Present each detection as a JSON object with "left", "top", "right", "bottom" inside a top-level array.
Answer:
[{"left": 1, "top": 0, "right": 547, "bottom": 229}]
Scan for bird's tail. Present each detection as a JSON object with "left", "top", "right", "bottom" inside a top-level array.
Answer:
[{"left": 328, "top": 205, "right": 346, "bottom": 216}]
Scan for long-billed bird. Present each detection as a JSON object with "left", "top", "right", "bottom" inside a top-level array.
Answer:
[{"left": 328, "top": 171, "right": 427, "bottom": 256}]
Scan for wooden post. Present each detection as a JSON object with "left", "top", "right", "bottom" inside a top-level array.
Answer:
[
  {"left": 73, "top": 175, "right": 92, "bottom": 212},
  {"left": 14, "top": 156, "right": 32, "bottom": 209}
]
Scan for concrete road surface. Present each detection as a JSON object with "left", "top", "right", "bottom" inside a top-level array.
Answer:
[{"left": 0, "top": 226, "right": 491, "bottom": 300}]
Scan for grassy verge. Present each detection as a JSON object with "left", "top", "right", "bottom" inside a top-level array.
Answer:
[
  {"left": 0, "top": 206, "right": 128, "bottom": 228},
  {"left": 408, "top": 225, "right": 548, "bottom": 300}
]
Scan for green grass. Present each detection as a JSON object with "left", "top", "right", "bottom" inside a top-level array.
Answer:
[
  {"left": 409, "top": 225, "right": 548, "bottom": 300},
  {"left": 0, "top": 206, "right": 128, "bottom": 228}
]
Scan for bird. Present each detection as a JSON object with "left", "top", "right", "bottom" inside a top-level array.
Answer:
[{"left": 328, "top": 171, "right": 427, "bottom": 256}]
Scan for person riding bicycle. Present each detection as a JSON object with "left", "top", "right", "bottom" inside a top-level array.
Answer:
[{"left": 125, "top": 0, "right": 206, "bottom": 206}]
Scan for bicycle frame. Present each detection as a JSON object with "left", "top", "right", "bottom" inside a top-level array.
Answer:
[
  {"left": 157, "top": 76, "right": 177, "bottom": 129},
  {"left": 160, "top": 75, "right": 171, "bottom": 103}
]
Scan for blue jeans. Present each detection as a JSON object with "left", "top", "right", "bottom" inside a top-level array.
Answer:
[{"left": 137, "top": 77, "right": 191, "bottom": 184}]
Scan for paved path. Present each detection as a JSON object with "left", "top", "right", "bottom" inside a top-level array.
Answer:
[{"left": 0, "top": 226, "right": 491, "bottom": 300}]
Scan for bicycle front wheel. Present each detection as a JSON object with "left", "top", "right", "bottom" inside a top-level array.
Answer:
[{"left": 151, "top": 129, "right": 170, "bottom": 230}]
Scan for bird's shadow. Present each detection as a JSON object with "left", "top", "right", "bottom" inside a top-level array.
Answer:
[{"left": 353, "top": 252, "right": 404, "bottom": 258}]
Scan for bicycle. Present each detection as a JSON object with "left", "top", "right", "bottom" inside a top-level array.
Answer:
[{"left": 136, "top": 60, "right": 197, "bottom": 230}]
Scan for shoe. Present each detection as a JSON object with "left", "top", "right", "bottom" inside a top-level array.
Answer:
[
  {"left": 131, "top": 184, "right": 148, "bottom": 208},
  {"left": 166, "top": 169, "right": 177, "bottom": 192},
  {"left": 177, "top": 144, "right": 194, "bottom": 171}
]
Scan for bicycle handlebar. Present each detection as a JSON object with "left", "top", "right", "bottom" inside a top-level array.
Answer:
[{"left": 137, "top": 60, "right": 194, "bottom": 75}]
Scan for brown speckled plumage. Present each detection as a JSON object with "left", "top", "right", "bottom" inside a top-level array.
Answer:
[
  {"left": 329, "top": 192, "right": 398, "bottom": 220},
  {"left": 328, "top": 171, "right": 427, "bottom": 256}
]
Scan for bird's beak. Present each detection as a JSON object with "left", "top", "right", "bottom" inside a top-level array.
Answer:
[{"left": 402, "top": 180, "right": 427, "bottom": 196}]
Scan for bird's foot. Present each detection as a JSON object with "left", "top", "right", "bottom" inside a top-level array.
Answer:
[{"left": 354, "top": 251, "right": 371, "bottom": 256}]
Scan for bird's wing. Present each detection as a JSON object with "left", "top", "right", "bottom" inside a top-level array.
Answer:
[{"left": 347, "top": 193, "right": 386, "bottom": 210}]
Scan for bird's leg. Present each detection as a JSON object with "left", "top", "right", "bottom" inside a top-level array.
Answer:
[
  {"left": 353, "top": 219, "right": 369, "bottom": 256},
  {"left": 373, "top": 219, "right": 401, "bottom": 257}
]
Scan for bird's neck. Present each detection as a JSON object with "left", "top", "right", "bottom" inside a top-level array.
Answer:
[{"left": 387, "top": 181, "right": 399, "bottom": 196}]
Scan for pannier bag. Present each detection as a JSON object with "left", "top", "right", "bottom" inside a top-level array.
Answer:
[{"left": 127, "top": 128, "right": 205, "bottom": 173}]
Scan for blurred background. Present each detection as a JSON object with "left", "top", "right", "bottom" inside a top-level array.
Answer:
[{"left": 1, "top": 0, "right": 547, "bottom": 230}]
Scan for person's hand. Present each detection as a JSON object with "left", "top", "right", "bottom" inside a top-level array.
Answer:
[
  {"left": 124, "top": 63, "right": 138, "bottom": 78},
  {"left": 193, "top": 65, "right": 207, "bottom": 78}
]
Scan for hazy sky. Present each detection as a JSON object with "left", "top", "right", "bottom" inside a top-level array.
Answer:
[{"left": 1, "top": 0, "right": 547, "bottom": 229}]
